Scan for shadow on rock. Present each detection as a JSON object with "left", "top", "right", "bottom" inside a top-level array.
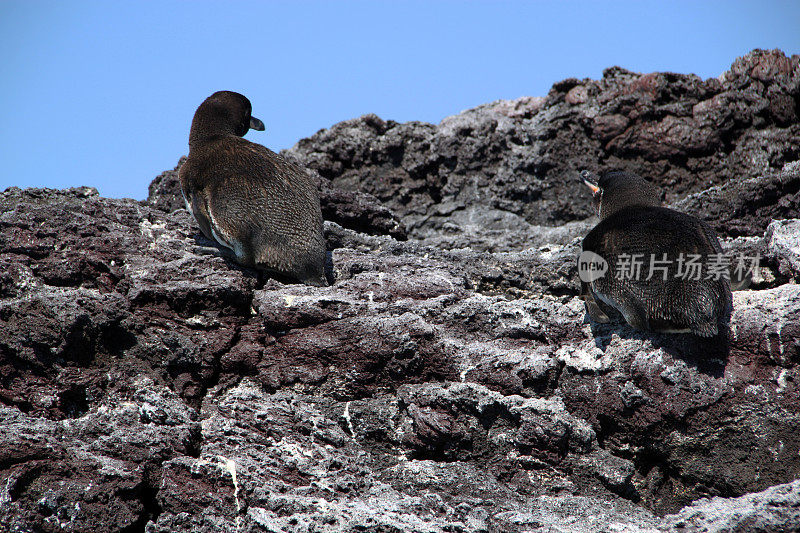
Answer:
[{"left": 586, "top": 311, "right": 729, "bottom": 378}]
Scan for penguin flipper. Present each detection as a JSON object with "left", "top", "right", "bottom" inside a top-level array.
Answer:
[
  {"left": 185, "top": 189, "right": 241, "bottom": 257},
  {"left": 617, "top": 299, "right": 650, "bottom": 332},
  {"left": 202, "top": 200, "right": 250, "bottom": 264},
  {"left": 183, "top": 190, "right": 215, "bottom": 243}
]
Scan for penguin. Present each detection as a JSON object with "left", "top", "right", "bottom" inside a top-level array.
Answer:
[
  {"left": 179, "top": 91, "right": 327, "bottom": 286},
  {"left": 578, "top": 170, "right": 731, "bottom": 336}
]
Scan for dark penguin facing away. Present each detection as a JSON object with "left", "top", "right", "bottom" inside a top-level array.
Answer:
[
  {"left": 180, "top": 91, "right": 327, "bottom": 286},
  {"left": 579, "top": 170, "right": 732, "bottom": 337}
]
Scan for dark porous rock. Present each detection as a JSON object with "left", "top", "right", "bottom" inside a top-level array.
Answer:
[
  {"left": 146, "top": 157, "right": 186, "bottom": 213},
  {"left": 0, "top": 380, "right": 198, "bottom": 533},
  {"left": 286, "top": 49, "right": 799, "bottom": 248},
  {"left": 4, "top": 49, "right": 800, "bottom": 532},
  {"left": 765, "top": 218, "right": 800, "bottom": 279},
  {"left": 672, "top": 162, "right": 800, "bottom": 238}
]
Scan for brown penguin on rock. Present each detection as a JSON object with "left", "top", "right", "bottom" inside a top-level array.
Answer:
[
  {"left": 180, "top": 91, "right": 327, "bottom": 286},
  {"left": 578, "top": 170, "right": 732, "bottom": 337}
]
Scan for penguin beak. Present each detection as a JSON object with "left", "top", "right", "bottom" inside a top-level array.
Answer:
[
  {"left": 249, "top": 116, "right": 265, "bottom": 131},
  {"left": 580, "top": 170, "right": 602, "bottom": 216},
  {"left": 580, "top": 170, "right": 600, "bottom": 195},
  {"left": 583, "top": 179, "right": 600, "bottom": 195}
]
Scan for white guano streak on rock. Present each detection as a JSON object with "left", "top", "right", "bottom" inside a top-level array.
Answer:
[
  {"left": 196, "top": 455, "right": 243, "bottom": 530},
  {"left": 344, "top": 401, "right": 356, "bottom": 437},
  {"left": 459, "top": 365, "right": 476, "bottom": 383},
  {"left": 218, "top": 455, "right": 242, "bottom": 532}
]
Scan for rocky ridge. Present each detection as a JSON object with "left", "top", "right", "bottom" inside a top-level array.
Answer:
[
  {"left": 285, "top": 48, "right": 800, "bottom": 249},
  {"left": 1, "top": 49, "right": 799, "bottom": 532}
]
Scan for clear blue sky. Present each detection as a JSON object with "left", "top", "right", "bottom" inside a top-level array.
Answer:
[{"left": 1, "top": 1, "right": 799, "bottom": 200}]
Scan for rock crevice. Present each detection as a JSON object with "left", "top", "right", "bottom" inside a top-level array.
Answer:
[{"left": 2, "top": 49, "right": 800, "bottom": 531}]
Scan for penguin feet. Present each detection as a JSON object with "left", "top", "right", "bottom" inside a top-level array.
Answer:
[
  {"left": 583, "top": 298, "right": 611, "bottom": 324},
  {"left": 580, "top": 283, "right": 610, "bottom": 323},
  {"left": 193, "top": 244, "right": 236, "bottom": 261}
]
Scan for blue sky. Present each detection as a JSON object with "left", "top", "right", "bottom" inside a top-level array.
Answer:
[{"left": 1, "top": 1, "right": 799, "bottom": 200}]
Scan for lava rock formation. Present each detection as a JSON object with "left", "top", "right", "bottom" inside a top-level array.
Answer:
[{"left": 2, "top": 49, "right": 799, "bottom": 532}]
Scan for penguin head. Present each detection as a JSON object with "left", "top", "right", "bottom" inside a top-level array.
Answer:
[
  {"left": 189, "top": 91, "right": 265, "bottom": 146},
  {"left": 581, "top": 170, "right": 661, "bottom": 219}
]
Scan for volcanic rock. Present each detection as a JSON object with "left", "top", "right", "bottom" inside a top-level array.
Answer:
[{"left": 2, "top": 49, "right": 800, "bottom": 532}]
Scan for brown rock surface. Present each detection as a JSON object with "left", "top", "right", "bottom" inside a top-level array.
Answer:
[{"left": 2, "top": 49, "right": 800, "bottom": 532}]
